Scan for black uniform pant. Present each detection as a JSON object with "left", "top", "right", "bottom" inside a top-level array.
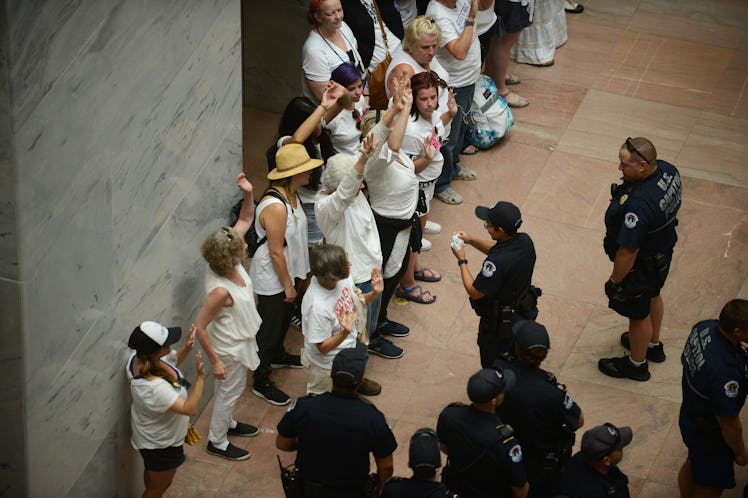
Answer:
[
  {"left": 477, "top": 306, "right": 538, "bottom": 368},
  {"left": 253, "top": 290, "right": 294, "bottom": 386}
]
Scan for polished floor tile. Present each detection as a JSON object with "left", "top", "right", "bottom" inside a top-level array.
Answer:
[{"left": 170, "top": 2, "right": 748, "bottom": 495}]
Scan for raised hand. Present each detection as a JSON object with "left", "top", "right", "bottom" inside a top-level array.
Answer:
[
  {"left": 236, "top": 173, "right": 253, "bottom": 194},
  {"left": 322, "top": 82, "right": 345, "bottom": 109},
  {"left": 337, "top": 309, "right": 355, "bottom": 334},
  {"left": 422, "top": 136, "right": 436, "bottom": 162},
  {"left": 195, "top": 350, "right": 205, "bottom": 377},
  {"left": 359, "top": 133, "right": 379, "bottom": 158},
  {"left": 185, "top": 324, "right": 196, "bottom": 350},
  {"left": 371, "top": 267, "right": 384, "bottom": 294}
]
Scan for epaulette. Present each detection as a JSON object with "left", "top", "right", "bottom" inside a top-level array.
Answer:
[
  {"left": 541, "top": 368, "right": 567, "bottom": 392},
  {"left": 496, "top": 423, "right": 514, "bottom": 442},
  {"left": 447, "top": 401, "right": 467, "bottom": 408}
]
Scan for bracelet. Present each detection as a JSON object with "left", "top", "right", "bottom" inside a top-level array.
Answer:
[
  {"left": 319, "top": 104, "right": 329, "bottom": 111},
  {"left": 458, "top": 259, "right": 468, "bottom": 266},
  {"left": 362, "top": 93, "right": 370, "bottom": 97},
  {"left": 285, "top": 283, "right": 294, "bottom": 289},
  {"left": 465, "top": 19, "right": 475, "bottom": 27}
]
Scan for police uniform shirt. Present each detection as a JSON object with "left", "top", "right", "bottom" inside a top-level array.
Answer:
[
  {"left": 380, "top": 477, "right": 461, "bottom": 498},
  {"left": 472, "top": 232, "right": 536, "bottom": 308},
  {"left": 277, "top": 392, "right": 398, "bottom": 487},
  {"left": 437, "top": 404, "right": 527, "bottom": 498},
  {"left": 557, "top": 452, "right": 630, "bottom": 498},
  {"left": 603, "top": 160, "right": 681, "bottom": 259},
  {"left": 495, "top": 358, "right": 581, "bottom": 457},
  {"left": 681, "top": 319, "right": 748, "bottom": 422}
]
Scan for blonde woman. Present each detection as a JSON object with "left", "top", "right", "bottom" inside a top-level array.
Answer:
[{"left": 194, "top": 173, "right": 262, "bottom": 461}]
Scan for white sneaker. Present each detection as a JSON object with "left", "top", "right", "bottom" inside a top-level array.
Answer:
[
  {"left": 420, "top": 238, "right": 432, "bottom": 251},
  {"left": 424, "top": 220, "right": 441, "bottom": 234}
]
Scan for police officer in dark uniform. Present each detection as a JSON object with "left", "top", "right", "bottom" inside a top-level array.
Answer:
[
  {"left": 437, "top": 368, "right": 529, "bottom": 498},
  {"left": 276, "top": 348, "right": 397, "bottom": 497},
  {"left": 556, "top": 423, "right": 633, "bottom": 498},
  {"left": 452, "top": 201, "right": 537, "bottom": 367},
  {"left": 677, "top": 299, "right": 748, "bottom": 497},
  {"left": 598, "top": 136, "right": 682, "bottom": 381},
  {"left": 381, "top": 427, "right": 462, "bottom": 498},
  {"left": 495, "top": 321, "right": 584, "bottom": 498}
]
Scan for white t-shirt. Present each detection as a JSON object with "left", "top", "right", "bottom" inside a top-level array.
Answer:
[
  {"left": 127, "top": 352, "right": 188, "bottom": 449},
  {"left": 397, "top": 0, "right": 418, "bottom": 28},
  {"left": 476, "top": 1, "right": 497, "bottom": 36},
  {"left": 325, "top": 98, "right": 366, "bottom": 155},
  {"left": 301, "top": 275, "right": 359, "bottom": 369},
  {"left": 315, "top": 168, "right": 382, "bottom": 284},
  {"left": 205, "top": 264, "right": 262, "bottom": 370},
  {"left": 402, "top": 113, "right": 447, "bottom": 182},
  {"left": 426, "top": 0, "right": 481, "bottom": 88},
  {"left": 302, "top": 23, "right": 364, "bottom": 102},
  {"left": 250, "top": 195, "right": 310, "bottom": 295}
]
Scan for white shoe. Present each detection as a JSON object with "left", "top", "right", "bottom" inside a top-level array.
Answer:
[
  {"left": 420, "top": 238, "right": 432, "bottom": 251},
  {"left": 424, "top": 220, "right": 441, "bottom": 234}
]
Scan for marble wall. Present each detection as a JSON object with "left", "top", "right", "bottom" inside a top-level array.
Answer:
[{"left": 1, "top": 0, "right": 244, "bottom": 495}]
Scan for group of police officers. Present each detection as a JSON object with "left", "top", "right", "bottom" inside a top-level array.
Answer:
[{"left": 274, "top": 137, "right": 747, "bottom": 497}]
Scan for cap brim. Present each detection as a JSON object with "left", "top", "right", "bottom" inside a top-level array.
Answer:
[
  {"left": 502, "top": 368, "right": 516, "bottom": 393},
  {"left": 474, "top": 206, "right": 490, "bottom": 221},
  {"left": 617, "top": 426, "right": 633, "bottom": 449},
  {"left": 164, "top": 327, "right": 182, "bottom": 347},
  {"left": 267, "top": 158, "right": 324, "bottom": 180}
]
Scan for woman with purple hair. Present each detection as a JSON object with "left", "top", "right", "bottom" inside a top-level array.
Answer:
[{"left": 324, "top": 62, "right": 368, "bottom": 155}]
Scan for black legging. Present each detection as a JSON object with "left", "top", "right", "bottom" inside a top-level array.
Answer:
[{"left": 375, "top": 248, "right": 410, "bottom": 335}]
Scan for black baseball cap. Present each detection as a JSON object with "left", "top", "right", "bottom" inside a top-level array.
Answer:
[
  {"left": 467, "top": 367, "right": 516, "bottom": 403},
  {"left": 128, "top": 321, "right": 182, "bottom": 355},
  {"left": 409, "top": 428, "right": 441, "bottom": 470},
  {"left": 514, "top": 320, "right": 550, "bottom": 353},
  {"left": 581, "top": 423, "right": 633, "bottom": 461},
  {"left": 475, "top": 201, "right": 522, "bottom": 234},
  {"left": 332, "top": 348, "right": 366, "bottom": 388}
]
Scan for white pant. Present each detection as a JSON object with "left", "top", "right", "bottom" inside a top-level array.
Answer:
[{"left": 208, "top": 355, "right": 247, "bottom": 445}]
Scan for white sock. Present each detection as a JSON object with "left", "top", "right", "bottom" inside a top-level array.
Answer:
[
  {"left": 229, "top": 419, "right": 238, "bottom": 430},
  {"left": 648, "top": 342, "right": 660, "bottom": 348},
  {"left": 629, "top": 358, "right": 646, "bottom": 367}
]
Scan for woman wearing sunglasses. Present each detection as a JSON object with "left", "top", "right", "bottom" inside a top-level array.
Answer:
[{"left": 303, "top": 0, "right": 366, "bottom": 103}]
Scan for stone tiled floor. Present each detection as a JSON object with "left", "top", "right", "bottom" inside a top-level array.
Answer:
[{"left": 170, "top": 1, "right": 748, "bottom": 496}]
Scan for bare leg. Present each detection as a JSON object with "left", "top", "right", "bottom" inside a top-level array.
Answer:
[
  {"left": 628, "top": 316, "right": 652, "bottom": 363},
  {"left": 493, "top": 31, "right": 522, "bottom": 96},
  {"left": 399, "top": 249, "right": 418, "bottom": 289},
  {"left": 142, "top": 468, "right": 178, "bottom": 498},
  {"left": 650, "top": 294, "right": 664, "bottom": 343}
]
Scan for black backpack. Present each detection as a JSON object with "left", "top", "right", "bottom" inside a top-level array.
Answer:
[{"left": 228, "top": 188, "right": 287, "bottom": 257}]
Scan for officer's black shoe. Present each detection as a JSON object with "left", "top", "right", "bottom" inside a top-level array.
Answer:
[
  {"left": 620, "top": 332, "right": 666, "bottom": 363},
  {"left": 598, "top": 355, "right": 651, "bottom": 381}
]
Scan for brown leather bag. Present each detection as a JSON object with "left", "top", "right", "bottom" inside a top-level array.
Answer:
[{"left": 366, "top": 0, "right": 392, "bottom": 110}]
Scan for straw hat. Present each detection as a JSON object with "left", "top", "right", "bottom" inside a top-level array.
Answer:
[{"left": 268, "top": 143, "right": 324, "bottom": 180}]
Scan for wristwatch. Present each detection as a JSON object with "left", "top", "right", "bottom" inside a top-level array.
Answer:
[{"left": 458, "top": 259, "right": 468, "bottom": 266}]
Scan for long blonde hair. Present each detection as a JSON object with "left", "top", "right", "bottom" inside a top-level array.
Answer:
[{"left": 136, "top": 352, "right": 176, "bottom": 384}]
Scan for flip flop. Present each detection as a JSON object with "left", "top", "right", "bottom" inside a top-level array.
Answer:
[
  {"left": 414, "top": 266, "right": 442, "bottom": 282},
  {"left": 461, "top": 144, "right": 479, "bottom": 155},
  {"left": 500, "top": 91, "right": 529, "bottom": 108},
  {"left": 505, "top": 73, "right": 521, "bottom": 85},
  {"left": 395, "top": 284, "right": 437, "bottom": 304}
]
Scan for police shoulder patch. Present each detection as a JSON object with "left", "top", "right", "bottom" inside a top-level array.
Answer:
[
  {"left": 509, "top": 444, "right": 523, "bottom": 463},
  {"left": 624, "top": 212, "right": 639, "bottom": 229},
  {"left": 482, "top": 261, "right": 497, "bottom": 277},
  {"left": 563, "top": 392, "right": 574, "bottom": 410},
  {"left": 724, "top": 380, "right": 739, "bottom": 399}
]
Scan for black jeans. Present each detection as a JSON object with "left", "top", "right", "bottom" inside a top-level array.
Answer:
[
  {"left": 375, "top": 249, "right": 411, "bottom": 338},
  {"left": 253, "top": 290, "right": 294, "bottom": 386}
]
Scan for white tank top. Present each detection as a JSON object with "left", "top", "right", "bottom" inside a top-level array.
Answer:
[{"left": 249, "top": 195, "right": 310, "bottom": 295}]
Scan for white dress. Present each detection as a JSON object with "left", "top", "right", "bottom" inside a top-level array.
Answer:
[{"left": 511, "top": 0, "right": 567, "bottom": 65}]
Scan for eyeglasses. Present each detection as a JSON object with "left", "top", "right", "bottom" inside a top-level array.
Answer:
[{"left": 625, "top": 137, "right": 650, "bottom": 164}]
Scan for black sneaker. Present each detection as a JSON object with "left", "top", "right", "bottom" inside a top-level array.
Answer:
[
  {"left": 228, "top": 421, "right": 260, "bottom": 437},
  {"left": 620, "top": 332, "right": 666, "bottom": 363},
  {"left": 377, "top": 319, "right": 410, "bottom": 338},
  {"left": 598, "top": 355, "right": 651, "bottom": 381},
  {"left": 271, "top": 352, "right": 303, "bottom": 369},
  {"left": 206, "top": 441, "right": 251, "bottom": 461},
  {"left": 252, "top": 381, "right": 291, "bottom": 405},
  {"left": 368, "top": 336, "right": 404, "bottom": 359}
]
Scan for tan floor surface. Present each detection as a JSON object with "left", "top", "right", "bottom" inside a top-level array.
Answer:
[{"left": 171, "top": 1, "right": 748, "bottom": 496}]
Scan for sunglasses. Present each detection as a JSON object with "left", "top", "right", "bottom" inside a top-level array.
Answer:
[
  {"left": 352, "top": 109, "right": 361, "bottom": 130},
  {"left": 625, "top": 137, "right": 650, "bottom": 164}
]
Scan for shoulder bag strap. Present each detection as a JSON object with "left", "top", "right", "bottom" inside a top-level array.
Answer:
[{"left": 371, "top": 0, "right": 389, "bottom": 54}]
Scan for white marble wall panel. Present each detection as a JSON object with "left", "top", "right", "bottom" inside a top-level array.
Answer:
[
  {"left": 0, "top": 4, "right": 17, "bottom": 280},
  {"left": 0, "top": 356, "right": 25, "bottom": 497},
  {"left": 170, "top": 134, "right": 242, "bottom": 329},
  {"left": 13, "top": 0, "right": 228, "bottom": 283},
  {"left": 25, "top": 220, "right": 172, "bottom": 497},
  {"left": 66, "top": 425, "right": 118, "bottom": 498},
  {"left": 111, "top": 0, "right": 241, "bottom": 290}
]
